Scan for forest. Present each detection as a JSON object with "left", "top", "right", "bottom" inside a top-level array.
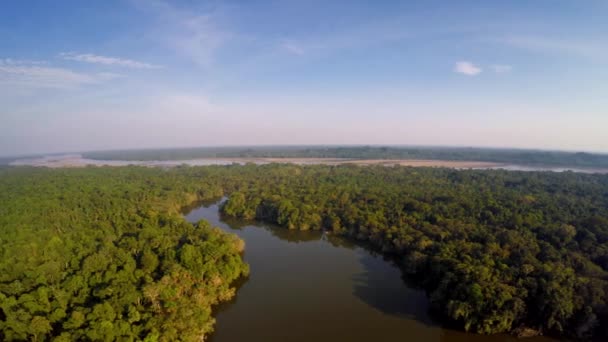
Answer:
[
  {"left": 0, "top": 167, "right": 248, "bottom": 341},
  {"left": 1, "top": 164, "right": 608, "bottom": 340},
  {"left": 82, "top": 146, "right": 608, "bottom": 168}
]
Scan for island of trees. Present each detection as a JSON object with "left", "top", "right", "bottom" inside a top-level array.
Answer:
[{"left": 1, "top": 164, "right": 608, "bottom": 340}]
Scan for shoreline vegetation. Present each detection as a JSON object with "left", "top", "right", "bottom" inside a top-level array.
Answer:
[{"left": 2, "top": 164, "right": 608, "bottom": 340}]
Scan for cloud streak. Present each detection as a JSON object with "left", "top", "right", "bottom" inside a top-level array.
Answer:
[
  {"left": 281, "top": 41, "right": 305, "bottom": 55},
  {"left": 491, "top": 64, "right": 512, "bottom": 73},
  {"left": 133, "top": 0, "right": 230, "bottom": 67},
  {"left": 0, "top": 58, "right": 48, "bottom": 66},
  {"left": 501, "top": 35, "right": 608, "bottom": 60},
  {"left": 454, "top": 61, "right": 482, "bottom": 76},
  {"left": 0, "top": 59, "right": 122, "bottom": 88},
  {"left": 60, "top": 52, "right": 161, "bottom": 69},
  {"left": 275, "top": 18, "right": 413, "bottom": 59}
]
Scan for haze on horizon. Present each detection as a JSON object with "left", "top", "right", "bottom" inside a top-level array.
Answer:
[{"left": 1, "top": 0, "right": 607, "bottom": 157}]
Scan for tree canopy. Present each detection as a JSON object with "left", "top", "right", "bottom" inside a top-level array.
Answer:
[{"left": 0, "top": 167, "right": 248, "bottom": 341}]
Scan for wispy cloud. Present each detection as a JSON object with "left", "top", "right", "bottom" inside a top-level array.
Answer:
[
  {"left": 97, "top": 72, "right": 125, "bottom": 81},
  {"left": 281, "top": 41, "right": 305, "bottom": 55},
  {"left": 454, "top": 61, "right": 482, "bottom": 76},
  {"left": 276, "top": 19, "right": 412, "bottom": 58},
  {"left": 172, "top": 15, "right": 228, "bottom": 67},
  {"left": 0, "top": 58, "right": 48, "bottom": 66},
  {"left": 501, "top": 35, "right": 608, "bottom": 60},
  {"left": 59, "top": 52, "right": 161, "bottom": 69},
  {"left": 133, "top": 0, "right": 230, "bottom": 67},
  {"left": 0, "top": 59, "right": 121, "bottom": 88},
  {"left": 491, "top": 64, "right": 512, "bottom": 73}
]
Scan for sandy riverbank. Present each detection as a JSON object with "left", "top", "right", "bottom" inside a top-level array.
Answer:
[{"left": 10, "top": 155, "right": 504, "bottom": 169}]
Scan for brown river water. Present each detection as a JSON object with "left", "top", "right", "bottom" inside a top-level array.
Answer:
[{"left": 184, "top": 201, "right": 555, "bottom": 342}]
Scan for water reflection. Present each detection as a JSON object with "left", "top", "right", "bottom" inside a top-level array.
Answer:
[
  {"left": 351, "top": 253, "right": 432, "bottom": 323},
  {"left": 222, "top": 216, "right": 324, "bottom": 243}
]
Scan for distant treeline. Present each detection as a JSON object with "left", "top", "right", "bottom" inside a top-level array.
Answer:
[{"left": 83, "top": 146, "right": 608, "bottom": 168}]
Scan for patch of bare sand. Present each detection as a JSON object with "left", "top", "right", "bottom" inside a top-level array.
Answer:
[
  {"left": 342, "top": 159, "right": 504, "bottom": 168},
  {"left": 215, "top": 157, "right": 504, "bottom": 168},
  {"left": 10, "top": 155, "right": 505, "bottom": 169}
]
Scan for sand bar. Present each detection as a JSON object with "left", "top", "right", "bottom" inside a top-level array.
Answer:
[{"left": 9, "top": 155, "right": 608, "bottom": 174}]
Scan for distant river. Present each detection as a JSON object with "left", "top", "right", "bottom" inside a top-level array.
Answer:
[{"left": 184, "top": 201, "right": 554, "bottom": 342}]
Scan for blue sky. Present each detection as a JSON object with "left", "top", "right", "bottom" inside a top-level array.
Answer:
[{"left": 1, "top": 0, "right": 607, "bottom": 156}]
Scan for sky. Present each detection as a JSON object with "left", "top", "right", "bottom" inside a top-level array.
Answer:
[{"left": 1, "top": 0, "right": 607, "bottom": 156}]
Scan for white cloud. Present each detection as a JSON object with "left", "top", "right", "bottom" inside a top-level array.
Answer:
[
  {"left": 501, "top": 35, "right": 607, "bottom": 60},
  {"left": 60, "top": 52, "right": 161, "bottom": 69},
  {"left": 156, "top": 93, "right": 216, "bottom": 114},
  {"left": 454, "top": 61, "right": 482, "bottom": 76},
  {"left": 275, "top": 20, "right": 413, "bottom": 59},
  {"left": 133, "top": 0, "right": 229, "bottom": 67},
  {"left": 0, "top": 59, "right": 122, "bottom": 88},
  {"left": 491, "top": 64, "right": 512, "bottom": 73},
  {"left": 97, "top": 72, "right": 125, "bottom": 81},
  {"left": 0, "top": 58, "right": 48, "bottom": 66},
  {"left": 172, "top": 15, "right": 228, "bottom": 67},
  {"left": 281, "top": 41, "right": 305, "bottom": 55}
]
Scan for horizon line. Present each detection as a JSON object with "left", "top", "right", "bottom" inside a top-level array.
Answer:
[{"left": 3, "top": 143, "right": 608, "bottom": 159}]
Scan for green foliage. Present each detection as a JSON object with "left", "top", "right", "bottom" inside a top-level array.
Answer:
[{"left": 0, "top": 167, "right": 248, "bottom": 341}]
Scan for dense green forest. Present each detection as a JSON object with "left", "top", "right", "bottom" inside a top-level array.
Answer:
[
  {"left": 2, "top": 164, "right": 608, "bottom": 340},
  {"left": 83, "top": 146, "right": 608, "bottom": 168},
  {"left": 0, "top": 167, "right": 248, "bottom": 341}
]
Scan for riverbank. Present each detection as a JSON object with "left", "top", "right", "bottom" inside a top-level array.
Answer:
[
  {"left": 11, "top": 154, "right": 608, "bottom": 174},
  {"left": 9, "top": 154, "right": 503, "bottom": 168}
]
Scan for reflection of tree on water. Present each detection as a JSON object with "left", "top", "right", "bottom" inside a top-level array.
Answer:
[
  {"left": 250, "top": 221, "right": 324, "bottom": 243},
  {"left": 351, "top": 252, "right": 433, "bottom": 323},
  {"left": 180, "top": 197, "right": 222, "bottom": 214},
  {"left": 214, "top": 208, "right": 325, "bottom": 244}
]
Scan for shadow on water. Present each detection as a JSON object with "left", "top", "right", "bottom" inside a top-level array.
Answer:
[
  {"left": 350, "top": 251, "right": 434, "bottom": 325},
  {"left": 179, "top": 197, "right": 222, "bottom": 215},
  {"left": 220, "top": 215, "right": 325, "bottom": 243},
  {"left": 319, "top": 232, "right": 435, "bottom": 324}
]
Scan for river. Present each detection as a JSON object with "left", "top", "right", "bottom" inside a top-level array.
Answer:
[{"left": 184, "top": 200, "right": 555, "bottom": 342}]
